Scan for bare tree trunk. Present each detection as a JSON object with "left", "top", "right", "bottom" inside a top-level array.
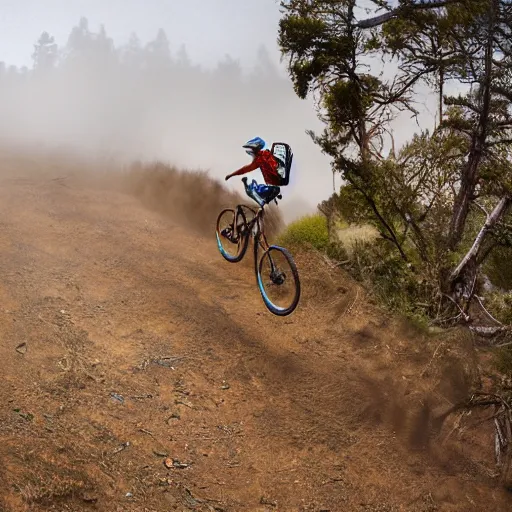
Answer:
[
  {"left": 448, "top": 1, "right": 496, "bottom": 250},
  {"left": 438, "top": 65, "right": 444, "bottom": 124},
  {"left": 449, "top": 156, "right": 484, "bottom": 250},
  {"left": 318, "top": 198, "right": 338, "bottom": 243},
  {"left": 450, "top": 195, "right": 511, "bottom": 294}
]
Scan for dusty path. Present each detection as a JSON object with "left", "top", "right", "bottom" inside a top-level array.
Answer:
[{"left": 0, "top": 170, "right": 511, "bottom": 511}]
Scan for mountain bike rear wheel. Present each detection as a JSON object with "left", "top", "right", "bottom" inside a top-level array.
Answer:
[
  {"left": 215, "top": 208, "right": 250, "bottom": 263},
  {"left": 256, "top": 246, "right": 300, "bottom": 316}
]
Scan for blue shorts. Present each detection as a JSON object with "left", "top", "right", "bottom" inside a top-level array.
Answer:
[{"left": 247, "top": 179, "right": 280, "bottom": 207}]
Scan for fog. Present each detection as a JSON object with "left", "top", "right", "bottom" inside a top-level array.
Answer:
[{"left": 0, "top": 1, "right": 441, "bottom": 223}]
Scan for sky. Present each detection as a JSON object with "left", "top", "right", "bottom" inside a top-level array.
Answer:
[
  {"left": 0, "top": 0, "right": 439, "bottom": 222},
  {"left": 0, "top": 0, "right": 286, "bottom": 70}
]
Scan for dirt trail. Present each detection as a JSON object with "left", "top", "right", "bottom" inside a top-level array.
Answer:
[{"left": 0, "top": 168, "right": 511, "bottom": 511}]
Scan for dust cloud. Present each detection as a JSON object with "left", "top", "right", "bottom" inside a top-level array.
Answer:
[
  {"left": 118, "top": 162, "right": 284, "bottom": 239},
  {"left": 0, "top": 18, "right": 332, "bottom": 223}
]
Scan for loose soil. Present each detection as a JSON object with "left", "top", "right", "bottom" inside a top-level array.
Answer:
[{"left": 0, "top": 158, "right": 510, "bottom": 511}]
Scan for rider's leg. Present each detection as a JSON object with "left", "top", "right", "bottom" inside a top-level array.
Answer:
[
  {"left": 248, "top": 180, "right": 266, "bottom": 208},
  {"left": 254, "top": 184, "right": 281, "bottom": 204}
]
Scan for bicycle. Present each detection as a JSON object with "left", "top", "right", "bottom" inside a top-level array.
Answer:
[{"left": 215, "top": 176, "right": 301, "bottom": 316}]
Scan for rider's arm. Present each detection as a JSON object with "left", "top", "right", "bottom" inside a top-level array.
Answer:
[{"left": 226, "top": 160, "right": 259, "bottom": 180}]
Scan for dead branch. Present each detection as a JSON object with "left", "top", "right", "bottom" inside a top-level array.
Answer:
[
  {"left": 475, "top": 295, "right": 505, "bottom": 326},
  {"left": 442, "top": 293, "right": 470, "bottom": 322},
  {"left": 469, "top": 325, "right": 511, "bottom": 337},
  {"left": 356, "top": 1, "right": 461, "bottom": 29}
]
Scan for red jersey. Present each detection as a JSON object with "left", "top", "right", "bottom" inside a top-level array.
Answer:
[{"left": 231, "top": 150, "right": 281, "bottom": 186}]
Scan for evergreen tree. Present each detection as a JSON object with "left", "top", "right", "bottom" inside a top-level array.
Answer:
[
  {"left": 278, "top": 0, "right": 512, "bottom": 319},
  {"left": 32, "top": 31, "right": 58, "bottom": 71}
]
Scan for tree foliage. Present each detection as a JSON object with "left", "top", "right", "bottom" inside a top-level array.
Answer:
[
  {"left": 32, "top": 32, "right": 58, "bottom": 72},
  {"left": 278, "top": 0, "right": 512, "bottom": 327}
]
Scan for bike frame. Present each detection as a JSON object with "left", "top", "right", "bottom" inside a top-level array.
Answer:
[{"left": 239, "top": 178, "right": 274, "bottom": 265}]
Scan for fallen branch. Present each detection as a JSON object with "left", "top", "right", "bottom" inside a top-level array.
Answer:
[
  {"left": 474, "top": 295, "right": 504, "bottom": 326},
  {"left": 442, "top": 293, "right": 470, "bottom": 322},
  {"left": 451, "top": 196, "right": 511, "bottom": 284},
  {"left": 433, "top": 392, "right": 512, "bottom": 480},
  {"left": 469, "top": 325, "right": 511, "bottom": 337}
]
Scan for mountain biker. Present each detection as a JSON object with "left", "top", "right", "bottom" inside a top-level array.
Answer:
[{"left": 225, "top": 137, "right": 281, "bottom": 207}]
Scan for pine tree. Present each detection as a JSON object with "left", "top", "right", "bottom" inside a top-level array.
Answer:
[{"left": 32, "top": 31, "right": 58, "bottom": 71}]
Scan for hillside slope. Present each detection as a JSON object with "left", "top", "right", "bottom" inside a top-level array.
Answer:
[{"left": 0, "top": 161, "right": 510, "bottom": 511}]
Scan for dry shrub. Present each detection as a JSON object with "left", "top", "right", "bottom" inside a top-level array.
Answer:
[
  {"left": 336, "top": 223, "right": 379, "bottom": 254},
  {"left": 0, "top": 147, "right": 285, "bottom": 240}
]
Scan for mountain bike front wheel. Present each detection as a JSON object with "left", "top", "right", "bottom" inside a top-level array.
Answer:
[
  {"left": 256, "top": 246, "right": 300, "bottom": 316},
  {"left": 215, "top": 208, "right": 250, "bottom": 263}
]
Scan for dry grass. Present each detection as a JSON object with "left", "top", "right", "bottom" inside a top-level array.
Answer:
[
  {"left": 337, "top": 224, "right": 379, "bottom": 253},
  {"left": 114, "top": 161, "right": 285, "bottom": 240},
  {"left": 19, "top": 474, "right": 88, "bottom": 504}
]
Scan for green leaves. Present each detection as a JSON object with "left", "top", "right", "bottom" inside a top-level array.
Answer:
[
  {"left": 290, "top": 59, "right": 327, "bottom": 98},
  {"left": 279, "top": 10, "right": 355, "bottom": 98},
  {"left": 324, "top": 80, "right": 362, "bottom": 126},
  {"left": 279, "top": 0, "right": 512, "bottom": 314},
  {"left": 278, "top": 15, "right": 328, "bottom": 57}
]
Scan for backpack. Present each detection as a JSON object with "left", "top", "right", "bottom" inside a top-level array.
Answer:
[{"left": 271, "top": 142, "right": 293, "bottom": 186}]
